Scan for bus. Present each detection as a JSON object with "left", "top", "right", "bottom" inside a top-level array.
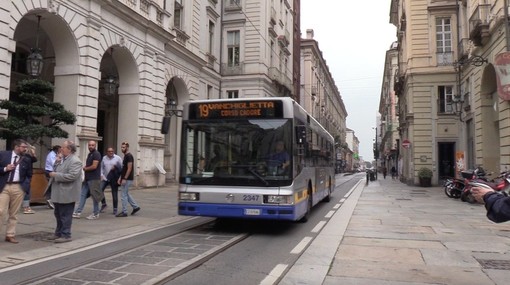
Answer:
[{"left": 177, "top": 97, "right": 335, "bottom": 222}]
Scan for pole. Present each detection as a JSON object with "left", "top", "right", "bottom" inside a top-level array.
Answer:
[{"left": 375, "top": 126, "right": 378, "bottom": 180}]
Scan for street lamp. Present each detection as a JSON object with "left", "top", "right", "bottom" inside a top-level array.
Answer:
[
  {"left": 161, "top": 98, "right": 182, "bottom": 134},
  {"left": 103, "top": 76, "right": 118, "bottom": 96},
  {"left": 26, "top": 15, "right": 43, "bottom": 77},
  {"left": 453, "top": 55, "right": 487, "bottom": 121}
]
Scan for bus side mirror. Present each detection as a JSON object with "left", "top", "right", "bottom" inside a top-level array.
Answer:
[{"left": 296, "top": 126, "right": 306, "bottom": 144}]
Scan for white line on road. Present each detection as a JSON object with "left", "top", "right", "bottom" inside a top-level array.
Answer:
[
  {"left": 325, "top": 210, "right": 335, "bottom": 218},
  {"left": 311, "top": 221, "right": 326, "bottom": 233},
  {"left": 339, "top": 198, "right": 346, "bottom": 203},
  {"left": 333, "top": 203, "right": 341, "bottom": 209},
  {"left": 259, "top": 264, "right": 288, "bottom": 285},
  {"left": 290, "top": 236, "right": 313, "bottom": 254}
]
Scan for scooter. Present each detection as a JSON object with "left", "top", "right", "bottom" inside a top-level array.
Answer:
[
  {"left": 444, "top": 177, "right": 465, "bottom": 199},
  {"left": 460, "top": 167, "right": 489, "bottom": 204},
  {"left": 467, "top": 171, "right": 510, "bottom": 201}
]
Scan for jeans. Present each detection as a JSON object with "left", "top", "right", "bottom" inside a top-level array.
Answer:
[
  {"left": 54, "top": 202, "right": 75, "bottom": 238},
  {"left": 100, "top": 180, "right": 119, "bottom": 210},
  {"left": 22, "top": 189, "right": 30, "bottom": 208},
  {"left": 75, "top": 181, "right": 99, "bottom": 215},
  {"left": 119, "top": 180, "right": 139, "bottom": 214}
]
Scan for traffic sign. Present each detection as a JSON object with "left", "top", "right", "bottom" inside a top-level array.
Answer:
[{"left": 402, "top": 139, "right": 411, "bottom": 149}]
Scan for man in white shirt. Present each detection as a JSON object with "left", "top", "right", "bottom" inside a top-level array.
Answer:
[
  {"left": 44, "top": 145, "right": 61, "bottom": 209},
  {"left": 100, "top": 147, "right": 122, "bottom": 215}
]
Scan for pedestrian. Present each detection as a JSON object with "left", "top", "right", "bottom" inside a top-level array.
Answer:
[
  {"left": 472, "top": 186, "right": 510, "bottom": 223},
  {"left": 47, "top": 140, "right": 83, "bottom": 243},
  {"left": 99, "top": 147, "right": 122, "bottom": 215},
  {"left": 73, "top": 140, "right": 102, "bottom": 220},
  {"left": 382, "top": 166, "right": 387, "bottom": 179},
  {"left": 44, "top": 145, "right": 61, "bottom": 209},
  {"left": 116, "top": 141, "right": 140, "bottom": 217},
  {"left": 0, "top": 139, "right": 33, "bottom": 244},
  {"left": 391, "top": 166, "right": 397, "bottom": 180},
  {"left": 22, "top": 143, "right": 37, "bottom": 214}
]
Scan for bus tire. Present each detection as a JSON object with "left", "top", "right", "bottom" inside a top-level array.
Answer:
[
  {"left": 323, "top": 178, "right": 332, "bottom": 202},
  {"left": 300, "top": 190, "right": 313, "bottom": 223}
]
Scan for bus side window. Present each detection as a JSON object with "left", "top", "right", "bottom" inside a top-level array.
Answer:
[{"left": 295, "top": 126, "right": 306, "bottom": 144}]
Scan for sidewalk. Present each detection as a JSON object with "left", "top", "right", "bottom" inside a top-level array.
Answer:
[
  {"left": 282, "top": 176, "right": 510, "bottom": 285},
  {"left": 0, "top": 184, "right": 187, "bottom": 269}
]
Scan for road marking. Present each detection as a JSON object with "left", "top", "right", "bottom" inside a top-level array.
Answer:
[
  {"left": 290, "top": 236, "right": 313, "bottom": 254},
  {"left": 325, "top": 210, "right": 335, "bottom": 218},
  {"left": 333, "top": 203, "right": 341, "bottom": 209},
  {"left": 260, "top": 264, "right": 288, "bottom": 285},
  {"left": 311, "top": 221, "right": 326, "bottom": 233},
  {"left": 339, "top": 198, "right": 346, "bottom": 203}
]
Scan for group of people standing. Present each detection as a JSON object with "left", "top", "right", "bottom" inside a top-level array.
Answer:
[{"left": 0, "top": 139, "right": 140, "bottom": 244}]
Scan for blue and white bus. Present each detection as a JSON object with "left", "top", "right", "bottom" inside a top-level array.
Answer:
[{"left": 178, "top": 97, "right": 335, "bottom": 222}]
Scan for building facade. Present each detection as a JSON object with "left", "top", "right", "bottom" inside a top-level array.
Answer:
[
  {"left": 300, "top": 29, "right": 348, "bottom": 167},
  {"left": 378, "top": 41, "right": 400, "bottom": 177},
  {"left": 345, "top": 128, "right": 360, "bottom": 172},
  {"left": 389, "top": 0, "right": 510, "bottom": 185},
  {"left": 2, "top": 0, "right": 298, "bottom": 187}
]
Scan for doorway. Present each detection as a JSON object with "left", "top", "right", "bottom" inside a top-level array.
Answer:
[{"left": 438, "top": 142, "right": 455, "bottom": 178}]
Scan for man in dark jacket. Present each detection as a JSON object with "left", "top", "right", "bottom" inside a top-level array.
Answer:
[
  {"left": 472, "top": 187, "right": 510, "bottom": 223},
  {"left": 0, "top": 139, "right": 33, "bottom": 243}
]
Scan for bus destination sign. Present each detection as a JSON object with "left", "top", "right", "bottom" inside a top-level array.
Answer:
[{"left": 190, "top": 101, "right": 283, "bottom": 119}]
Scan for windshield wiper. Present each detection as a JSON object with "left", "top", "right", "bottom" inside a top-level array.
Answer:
[{"left": 247, "top": 166, "right": 269, "bottom": 186}]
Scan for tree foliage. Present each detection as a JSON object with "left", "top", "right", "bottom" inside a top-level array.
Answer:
[{"left": 0, "top": 79, "right": 76, "bottom": 144}]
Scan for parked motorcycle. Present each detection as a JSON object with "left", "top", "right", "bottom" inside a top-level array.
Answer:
[
  {"left": 460, "top": 167, "right": 488, "bottom": 204},
  {"left": 467, "top": 171, "right": 510, "bottom": 202},
  {"left": 443, "top": 177, "right": 465, "bottom": 199}
]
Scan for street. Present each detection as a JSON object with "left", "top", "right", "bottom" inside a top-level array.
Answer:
[
  {"left": 163, "top": 174, "right": 361, "bottom": 285},
  {"left": 0, "top": 174, "right": 363, "bottom": 285}
]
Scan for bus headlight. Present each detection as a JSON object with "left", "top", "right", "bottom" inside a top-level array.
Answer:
[
  {"left": 179, "top": 192, "right": 199, "bottom": 201},
  {"left": 264, "top": 195, "right": 293, "bottom": 205}
]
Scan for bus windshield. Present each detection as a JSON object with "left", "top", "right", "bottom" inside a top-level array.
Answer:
[{"left": 179, "top": 119, "right": 293, "bottom": 187}]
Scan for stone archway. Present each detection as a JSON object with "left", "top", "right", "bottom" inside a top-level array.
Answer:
[
  {"left": 164, "top": 77, "right": 189, "bottom": 180},
  {"left": 12, "top": 11, "right": 80, "bottom": 158},
  {"left": 109, "top": 46, "right": 140, "bottom": 158},
  {"left": 97, "top": 47, "right": 120, "bottom": 155},
  {"left": 479, "top": 64, "right": 500, "bottom": 173},
  {"left": 11, "top": 11, "right": 80, "bottom": 202}
]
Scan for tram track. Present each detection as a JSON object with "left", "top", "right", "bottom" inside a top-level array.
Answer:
[{"left": 6, "top": 217, "right": 225, "bottom": 285}]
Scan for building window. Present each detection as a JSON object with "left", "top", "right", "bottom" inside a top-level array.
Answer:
[
  {"left": 227, "top": 90, "right": 239, "bottom": 98},
  {"left": 207, "top": 85, "right": 213, "bottom": 99},
  {"left": 174, "top": 0, "right": 183, "bottom": 29},
  {"left": 436, "top": 17, "right": 452, "bottom": 65},
  {"left": 209, "top": 21, "right": 215, "bottom": 54},
  {"left": 227, "top": 30, "right": 240, "bottom": 67},
  {"left": 439, "top": 85, "right": 454, "bottom": 113}
]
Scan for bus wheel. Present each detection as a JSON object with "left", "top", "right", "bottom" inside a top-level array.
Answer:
[
  {"left": 300, "top": 191, "right": 313, "bottom": 223},
  {"left": 323, "top": 178, "right": 332, "bottom": 202}
]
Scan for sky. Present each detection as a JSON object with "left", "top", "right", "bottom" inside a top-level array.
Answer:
[{"left": 300, "top": 0, "right": 396, "bottom": 161}]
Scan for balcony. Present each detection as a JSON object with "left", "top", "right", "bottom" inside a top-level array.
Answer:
[
  {"left": 206, "top": 53, "right": 216, "bottom": 68},
  {"left": 225, "top": 0, "right": 242, "bottom": 12},
  {"left": 278, "top": 31, "right": 290, "bottom": 47},
  {"left": 221, "top": 62, "right": 244, "bottom": 76},
  {"left": 268, "top": 67, "right": 292, "bottom": 93},
  {"left": 469, "top": 4, "right": 491, "bottom": 46},
  {"left": 118, "top": 0, "right": 172, "bottom": 33},
  {"left": 437, "top": 51, "right": 453, "bottom": 66},
  {"left": 173, "top": 27, "right": 190, "bottom": 46}
]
